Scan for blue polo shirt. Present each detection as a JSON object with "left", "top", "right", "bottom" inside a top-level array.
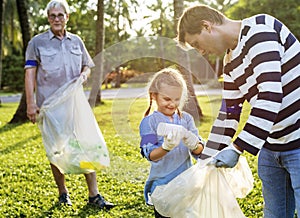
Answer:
[
  {"left": 139, "top": 111, "right": 203, "bottom": 205},
  {"left": 24, "top": 29, "right": 94, "bottom": 107}
]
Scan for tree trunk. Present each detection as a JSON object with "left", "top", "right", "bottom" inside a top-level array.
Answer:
[
  {"left": 114, "top": 66, "right": 121, "bottom": 88},
  {"left": 174, "top": 0, "right": 202, "bottom": 124},
  {"left": 9, "top": 0, "right": 31, "bottom": 123},
  {"left": 173, "top": 0, "right": 184, "bottom": 32},
  {"left": 178, "top": 65, "right": 203, "bottom": 125},
  {"left": 0, "top": 0, "right": 4, "bottom": 98},
  {"left": 88, "top": 0, "right": 105, "bottom": 107}
]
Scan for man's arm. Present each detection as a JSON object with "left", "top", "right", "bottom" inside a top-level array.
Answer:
[{"left": 25, "top": 67, "right": 39, "bottom": 123}]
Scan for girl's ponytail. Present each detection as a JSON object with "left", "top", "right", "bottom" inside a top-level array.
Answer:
[{"left": 144, "top": 97, "right": 152, "bottom": 117}]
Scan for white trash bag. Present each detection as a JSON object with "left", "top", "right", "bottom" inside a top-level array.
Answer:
[
  {"left": 151, "top": 156, "right": 253, "bottom": 218},
  {"left": 38, "top": 76, "right": 110, "bottom": 174}
]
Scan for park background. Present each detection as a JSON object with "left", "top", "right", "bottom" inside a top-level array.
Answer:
[{"left": 0, "top": 0, "right": 299, "bottom": 217}]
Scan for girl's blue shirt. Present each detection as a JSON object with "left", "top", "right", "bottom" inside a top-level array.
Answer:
[{"left": 139, "top": 110, "right": 202, "bottom": 205}]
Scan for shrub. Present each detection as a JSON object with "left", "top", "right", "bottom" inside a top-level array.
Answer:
[{"left": 2, "top": 54, "right": 25, "bottom": 91}]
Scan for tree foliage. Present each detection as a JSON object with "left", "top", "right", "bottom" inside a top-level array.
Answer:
[
  {"left": 2, "top": 53, "right": 24, "bottom": 91},
  {"left": 2, "top": 0, "right": 23, "bottom": 56},
  {"left": 226, "top": 0, "right": 300, "bottom": 39},
  {"left": 2, "top": 0, "right": 300, "bottom": 93},
  {"left": 147, "top": 0, "right": 175, "bottom": 38}
]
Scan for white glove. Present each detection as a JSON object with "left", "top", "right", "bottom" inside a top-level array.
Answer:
[
  {"left": 157, "top": 122, "right": 187, "bottom": 137},
  {"left": 157, "top": 123, "right": 186, "bottom": 151},
  {"left": 161, "top": 128, "right": 182, "bottom": 151},
  {"left": 183, "top": 131, "right": 200, "bottom": 151},
  {"left": 210, "top": 143, "right": 243, "bottom": 168}
]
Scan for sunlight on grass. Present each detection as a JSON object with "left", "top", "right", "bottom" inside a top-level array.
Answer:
[{"left": 0, "top": 97, "right": 263, "bottom": 217}]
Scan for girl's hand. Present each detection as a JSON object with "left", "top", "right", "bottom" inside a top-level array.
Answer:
[{"left": 161, "top": 128, "right": 182, "bottom": 151}]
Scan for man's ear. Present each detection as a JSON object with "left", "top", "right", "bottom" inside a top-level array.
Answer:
[
  {"left": 201, "top": 20, "right": 212, "bottom": 33},
  {"left": 65, "top": 13, "right": 70, "bottom": 22}
]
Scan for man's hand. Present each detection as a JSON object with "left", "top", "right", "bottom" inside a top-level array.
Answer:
[
  {"left": 81, "top": 67, "right": 91, "bottom": 82},
  {"left": 27, "top": 103, "right": 40, "bottom": 124},
  {"left": 211, "top": 144, "right": 243, "bottom": 168}
]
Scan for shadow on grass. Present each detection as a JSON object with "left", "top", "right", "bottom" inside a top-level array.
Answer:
[
  {"left": 77, "top": 204, "right": 115, "bottom": 217},
  {"left": 38, "top": 202, "right": 76, "bottom": 218},
  {"left": 37, "top": 202, "right": 115, "bottom": 217},
  {"left": 0, "top": 134, "right": 40, "bottom": 155},
  {"left": 0, "top": 122, "right": 25, "bottom": 134}
]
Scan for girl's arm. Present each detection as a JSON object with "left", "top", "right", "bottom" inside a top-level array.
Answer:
[
  {"left": 191, "top": 142, "right": 204, "bottom": 155},
  {"left": 149, "top": 147, "right": 169, "bottom": 162}
]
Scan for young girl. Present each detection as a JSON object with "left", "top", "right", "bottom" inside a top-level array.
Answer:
[{"left": 139, "top": 68, "right": 205, "bottom": 218}]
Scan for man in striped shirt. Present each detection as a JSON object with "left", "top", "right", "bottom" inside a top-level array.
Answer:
[{"left": 177, "top": 4, "right": 300, "bottom": 218}]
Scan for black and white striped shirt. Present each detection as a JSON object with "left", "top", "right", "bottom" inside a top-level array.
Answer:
[{"left": 202, "top": 14, "right": 300, "bottom": 158}]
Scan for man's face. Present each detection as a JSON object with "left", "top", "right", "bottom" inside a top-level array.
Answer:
[
  {"left": 184, "top": 28, "right": 225, "bottom": 56},
  {"left": 48, "top": 7, "right": 68, "bottom": 34}
]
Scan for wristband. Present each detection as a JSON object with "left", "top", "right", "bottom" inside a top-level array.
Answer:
[{"left": 229, "top": 143, "right": 243, "bottom": 154}]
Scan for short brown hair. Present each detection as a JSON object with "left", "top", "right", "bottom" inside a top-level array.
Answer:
[{"left": 177, "top": 4, "right": 225, "bottom": 44}]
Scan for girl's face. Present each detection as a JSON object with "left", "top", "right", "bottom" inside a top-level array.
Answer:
[{"left": 152, "top": 85, "right": 182, "bottom": 117}]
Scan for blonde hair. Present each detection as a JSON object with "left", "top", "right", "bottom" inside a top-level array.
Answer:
[
  {"left": 177, "top": 4, "right": 225, "bottom": 44},
  {"left": 144, "top": 68, "right": 188, "bottom": 117},
  {"left": 46, "top": 0, "right": 70, "bottom": 15}
]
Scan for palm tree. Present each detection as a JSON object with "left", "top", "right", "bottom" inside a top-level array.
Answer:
[
  {"left": 0, "top": 0, "right": 4, "bottom": 96},
  {"left": 9, "top": 0, "right": 31, "bottom": 123},
  {"left": 173, "top": 0, "right": 203, "bottom": 123},
  {"left": 88, "top": 0, "right": 105, "bottom": 107}
]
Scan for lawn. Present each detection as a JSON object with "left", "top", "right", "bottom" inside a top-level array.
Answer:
[{"left": 0, "top": 95, "right": 263, "bottom": 217}]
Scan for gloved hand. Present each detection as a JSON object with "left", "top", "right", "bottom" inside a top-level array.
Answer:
[
  {"left": 210, "top": 144, "right": 243, "bottom": 168},
  {"left": 157, "top": 123, "right": 186, "bottom": 151},
  {"left": 183, "top": 131, "right": 200, "bottom": 151},
  {"left": 161, "top": 128, "right": 182, "bottom": 151},
  {"left": 157, "top": 123, "right": 186, "bottom": 137}
]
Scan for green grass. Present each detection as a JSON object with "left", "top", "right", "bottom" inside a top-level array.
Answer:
[
  {"left": 0, "top": 91, "right": 20, "bottom": 96},
  {"left": 0, "top": 96, "right": 263, "bottom": 217}
]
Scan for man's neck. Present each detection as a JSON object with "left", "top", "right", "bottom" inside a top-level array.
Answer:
[
  {"left": 51, "top": 29, "right": 65, "bottom": 40},
  {"left": 224, "top": 18, "right": 242, "bottom": 50}
]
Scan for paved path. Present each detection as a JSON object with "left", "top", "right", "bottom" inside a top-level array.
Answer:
[
  {"left": 94, "top": 84, "right": 221, "bottom": 100},
  {"left": 0, "top": 85, "right": 221, "bottom": 103}
]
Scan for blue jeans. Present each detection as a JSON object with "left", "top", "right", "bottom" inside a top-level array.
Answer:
[{"left": 258, "top": 147, "right": 300, "bottom": 218}]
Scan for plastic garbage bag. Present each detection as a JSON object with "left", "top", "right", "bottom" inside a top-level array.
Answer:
[
  {"left": 151, "top": 156, "right": 253, "bottom": 218},
  {"left": 38, "top": 76, "right": 110, "bottom": 174}
]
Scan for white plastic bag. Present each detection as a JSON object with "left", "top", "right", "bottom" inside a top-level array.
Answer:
[
  {"left": 38, "top": 76, "right": 110, "bottom": 174},
  {"left": 151, "top": 156, "right": 253, "bottom": 218}
]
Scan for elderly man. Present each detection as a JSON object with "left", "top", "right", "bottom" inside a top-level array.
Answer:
[{"left": 24, "top": 0, "right": 114, "bottom": 209}]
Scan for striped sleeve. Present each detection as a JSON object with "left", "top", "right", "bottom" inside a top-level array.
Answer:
[
  {"left": 200, "top": 94, "right": 243, "bottom": 159},
  {"left": 201, "top": 14, "right": 300, "bottom": 158},
  {"left": 231, "top": 18, "right": 283, "bottom": 154}
]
